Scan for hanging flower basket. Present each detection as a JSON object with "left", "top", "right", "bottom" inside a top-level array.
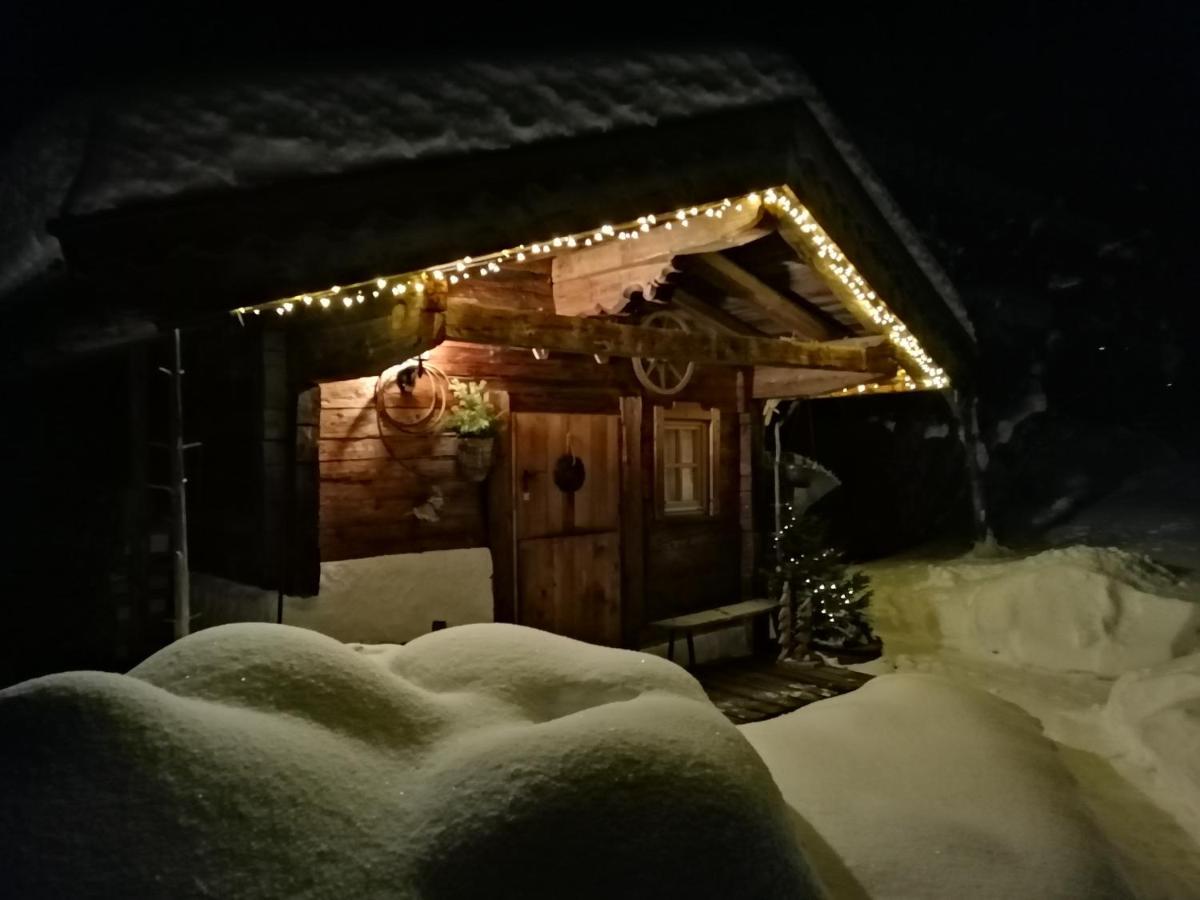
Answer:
[
  {"left": 444, "top": 378, "right": 501, "bottom": 482},
  {"left": 456, "top": 435, "right": 495, "bottom": 482}
]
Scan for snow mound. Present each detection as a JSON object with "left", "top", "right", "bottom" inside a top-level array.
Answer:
[
  {"left": 868, "top": 545, "right": 1200, "bottom": 676},
  {"left": 0, "top": 622, "right": 816, "bottom": 899},
  {"left": 1104, "top": 652, "right": 1200, "bottom": 836},
  {"left": 742, "top": 675, "right": 1134, "bottom": 899}
]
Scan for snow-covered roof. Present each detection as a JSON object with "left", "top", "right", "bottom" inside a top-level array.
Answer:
[
  {"left": 1, "top": 48, "right": 974, "bottom": 374},
  {"left": 66, "top": 52, "right": 809, "bottom": 217},
  {"left": 1, "top": 51, "right": 803, "bottom": 295}
]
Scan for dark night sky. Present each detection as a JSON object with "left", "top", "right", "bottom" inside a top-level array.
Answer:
[{"left": 2, "top": 3, "right": 1196, "bottom": 242}]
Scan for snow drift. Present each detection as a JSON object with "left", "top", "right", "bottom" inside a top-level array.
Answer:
[
  {"left": 868, "top": 545, "right": 1199, "bottom": 676},
  {"left": 1104, "top": 652, "right": 1200, "bottom": 836},
  {"left": 0, "top": 622, "right": 816, "bottom": 899},
  {"left": 743, "top": 675, "right": 1134, "bottom": 900},
  {"left": 862, "top": 545, "right": 1200, "bottom": 892}
]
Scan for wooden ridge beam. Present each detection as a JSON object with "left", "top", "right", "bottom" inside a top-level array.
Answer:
[
  {"left": 690, "top": 252, "right": 838, "bottom": 341},
  {"left": 441, "top": 301, "right": 895, "bottom": 373}
]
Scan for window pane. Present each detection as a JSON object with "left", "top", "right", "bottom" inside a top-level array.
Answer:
[
  {"left": 680, "top": 465, "right": 695, "bottom": 502},
  {"left": 661, "top": 417, "right": 711, "bottom": 514},
  {"left": 678, "top": 427, "right": 695, "bottom": 464}
]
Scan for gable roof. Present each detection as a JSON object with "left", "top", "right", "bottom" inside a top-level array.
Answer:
[{"left": 6, "top": 49, "right": 975, "bottom": 384}]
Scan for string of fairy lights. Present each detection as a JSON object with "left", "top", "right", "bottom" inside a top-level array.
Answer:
[
  {"left": 230, "top": 185, "right": 950, "bottom": 396},
  {"left": 761, "top": 187, "right": 949, "bottom": 393}
]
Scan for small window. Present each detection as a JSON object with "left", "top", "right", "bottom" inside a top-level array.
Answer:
[{"left": 654, "top": 403, "right": 720, "bottom": 518}]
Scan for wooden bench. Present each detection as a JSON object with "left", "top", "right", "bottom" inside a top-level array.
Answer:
[{"left": 649, "top": 599, "right": 781, "bottom": 669}]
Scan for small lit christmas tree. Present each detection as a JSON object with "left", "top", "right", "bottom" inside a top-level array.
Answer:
[{"left": 770, "top": 506, "right": 874, "bottom": 657}]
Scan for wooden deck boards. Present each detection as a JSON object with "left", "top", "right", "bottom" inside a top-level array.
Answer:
[{"left": 694, "top": 656, "right": 872, "bottom": 725}]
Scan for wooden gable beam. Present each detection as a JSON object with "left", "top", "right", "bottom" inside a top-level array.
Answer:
[
  {"left": 551, "top": 201, "right": 769, "bottom": 316},
  {"left": 441, "top": 301, "right": 894, "bottom": 373},
  {"left": 689, "top": 251, "right": 839, "bottom": 341}
]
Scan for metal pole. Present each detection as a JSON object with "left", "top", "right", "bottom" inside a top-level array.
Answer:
[{"left": 167, "top": 328, "right": 191, "bottom": 640}]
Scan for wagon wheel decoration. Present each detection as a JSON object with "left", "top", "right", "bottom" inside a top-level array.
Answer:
[{"left": 632, "top": 310, "right": 695, "bottom": 396}]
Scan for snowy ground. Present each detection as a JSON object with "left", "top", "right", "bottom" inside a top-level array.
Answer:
[
  {"left": 858, "top": 544, "right": 1200, "bottom": 899},
  {"left": 744, "top": 674, "right": 1133, "bottom": 899},
  {"left": 1, "top": 614, "right": 1160, "bottom": 899},
  {"left": 4, "top": 546, "right": 1198, "bottom": 896}
]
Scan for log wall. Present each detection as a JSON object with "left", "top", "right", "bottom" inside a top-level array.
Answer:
[
  {"left": 318, "top": 342, "right": 747, "bottom": 636},
  {"left": 315, "top": 261, "right": 748, "bottom": 635}
]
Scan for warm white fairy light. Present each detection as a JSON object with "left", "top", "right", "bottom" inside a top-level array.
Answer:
[
  {"left": 762, "top": 187, "right": 950, "bottom": 396},
  {"left": 229, "top": 185, "right": 950, "bottom": 397}
]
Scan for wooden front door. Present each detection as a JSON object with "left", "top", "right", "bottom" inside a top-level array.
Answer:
[{"left": 513, "top": 412, "right": 621, "bottom": 646}]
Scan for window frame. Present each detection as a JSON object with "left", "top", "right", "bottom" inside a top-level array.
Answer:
[{"left": 653, "top": 402, "right": 720, "bottom": 519}]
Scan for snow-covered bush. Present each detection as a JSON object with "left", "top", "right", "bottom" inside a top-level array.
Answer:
[{"left": 0, "top": 622, "right": 817, "bottom": 899}]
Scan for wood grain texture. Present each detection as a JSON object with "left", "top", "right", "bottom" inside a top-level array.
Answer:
[
  {"left": 518, "top": 532, "right": 621, "bottom": 646},
  {"left": 619, "top": 395, "right": 645, "bottom": 649},
  {"left": 690, "top": 251, "right": 839, "bottom": 341},
  {"left": 513, "top": 412, "right": 620, "bottom": 540},
  {"left": 444, "top": 302, "right": 895, "bottom": 372},
  {"left": 486, "top": 391, "right": 516, "bottom": 624},
  {"left": 751, "top": 366, "right": 878, "bottom": 399}
]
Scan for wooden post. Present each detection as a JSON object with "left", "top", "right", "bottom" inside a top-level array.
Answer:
[
  {"left": 165, "top": 328, "right": 191, "bottom": 641},
  {"left": 261, "top": 331, "right": 290, "bottom": 593},
  {"left": 288, "top": 384, "right": 321, "bottom": 598},
  {"left": 736, "top": 370, "right": 755, "bottom": 601},
  {"left": 619, "top": 395, "right": 645, "bottom": 649},
  {"left": 486, "top": 390, "right": 517, "bottom": 624}
]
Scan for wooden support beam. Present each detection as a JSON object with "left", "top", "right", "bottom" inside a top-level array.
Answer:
[
  {"left": 752, "top": 366, "right": 878, "bottom": 399},
  {"left": 670, "top": 290, "right": 766, "bottom": 337},
  {"left": 487, "top": 390, "right": 517, "bottom": 624},
  {"left": 619, "top": 395, "right": 645, "bottom": 649},
  {"left": 690, "top": 252, "right": 838, "bottom": 341},
  {"left": 443, "top": 301, "right": 894, "bottom": 373},
  {"left": 736, "top": 371, "right": 755, "bottom": 601}
]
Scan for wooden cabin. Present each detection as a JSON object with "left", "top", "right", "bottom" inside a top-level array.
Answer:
[
  {"left": 1, "top": 52, "right": 976, "bottom": 675},
  {"left": 179, "top": 184, "right": 966, "bottom": 655}
]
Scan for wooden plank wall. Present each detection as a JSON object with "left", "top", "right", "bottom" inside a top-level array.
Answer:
[
  {"left": 314, "top": 260, "right": 748, "bottom": 638},
  {"left": 319, "top": 375, "right": 484, "bottom": 561},
  {"left": 518, "top": 532, "right": 622, "bottom": 645},
  {"left": 318, "top": 342, "right": 747, "bottom": 617},
  {"left": 513, "top": 412, "right": 620, "bottom": 539},
  {"left": 318, "top": 342, "right": 624, "bottom": 562},
  {"left": 640, "top": 365, "right": 744, "bottom": 629}
]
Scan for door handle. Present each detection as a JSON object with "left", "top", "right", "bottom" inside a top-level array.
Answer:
[{"left": 521, "top": 469, "right": 542, "bottom": 500}]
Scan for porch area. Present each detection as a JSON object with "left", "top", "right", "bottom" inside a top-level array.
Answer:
[{"left": 694, "top": 656, "right": 873, "bottom": 724}]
